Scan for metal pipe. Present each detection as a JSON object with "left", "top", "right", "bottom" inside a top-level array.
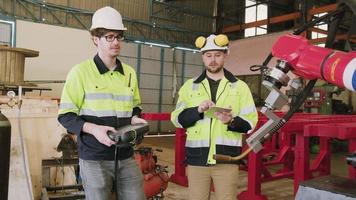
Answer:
[{"left": 145, "top": 134, "right": 175, "bottom": 138}]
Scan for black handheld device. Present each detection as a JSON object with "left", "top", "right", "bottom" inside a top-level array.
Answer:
[{"left": 107, "top": 123, "right": 149, "bottom": 146}]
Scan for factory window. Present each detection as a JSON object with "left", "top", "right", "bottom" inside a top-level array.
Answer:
[
  {"left": 312, "top": 13, "right": 327, "bottom": 47},
  {"left": 0, "top": 19, "right": 15, "bottom": 47},
  {"left": 245, "top": 0, "right": 268, "bottom": 37}
]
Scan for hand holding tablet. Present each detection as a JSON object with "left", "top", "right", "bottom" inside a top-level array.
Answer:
[{"left": 205, "top": 106, "right": 232, "bottom": 118}]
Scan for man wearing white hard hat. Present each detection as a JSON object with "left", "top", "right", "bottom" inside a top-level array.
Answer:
[
  {"left": 171, "top": 34, "right": 258, "bottom": 200},
  {"left": 58, "top": 6, "right": 146, "bottom": 200}
]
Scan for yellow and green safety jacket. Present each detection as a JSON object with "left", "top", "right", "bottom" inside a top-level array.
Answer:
[
  {"left": 171, "top": 69, "right": 258, "bottom": 166},
  {"left": 58, "top": 55, "right": 141, "bottom": 160}
]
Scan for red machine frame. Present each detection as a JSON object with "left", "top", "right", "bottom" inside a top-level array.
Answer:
[{"left": 143, "top": 112, "right": 356, "bottom": 199}]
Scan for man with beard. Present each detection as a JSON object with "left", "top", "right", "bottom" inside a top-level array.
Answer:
[
  {"left": 58, "top": 6, "right": 146, "bottom": 200},
  {"left": 171, "top": 34, "right": 258, "bottom": 200}
]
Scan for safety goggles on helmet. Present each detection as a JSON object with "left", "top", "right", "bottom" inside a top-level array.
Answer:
[{"left": 195, "top": 34, "right": 229, "bottom": 52}]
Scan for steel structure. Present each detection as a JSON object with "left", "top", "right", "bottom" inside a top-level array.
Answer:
[{"left": 0, "top": 0, "right": 214, "bottom": 48}]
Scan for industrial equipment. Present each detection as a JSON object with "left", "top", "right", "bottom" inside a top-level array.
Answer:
[
  {"left": 56, "top": 134, "right": 78, "bottom": 159},
  {"left": 134, "top": 147, "right": 169, "bottom": 199},
  {"left": 304, "top": 83, "right": 341, "bottom": 114},
  {"left": 41, "top": 134, "right": 84, "bottom": 200},
  {"left": 214, "top": 0, "right": 356, "bottom": 162}
]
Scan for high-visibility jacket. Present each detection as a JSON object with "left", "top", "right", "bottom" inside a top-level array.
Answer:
[
  {"left": 171, "top": 69, "right": 258, "bottom": 165},
  {"left": 58, "top": 55, "right": 141, "bottom": 160}
]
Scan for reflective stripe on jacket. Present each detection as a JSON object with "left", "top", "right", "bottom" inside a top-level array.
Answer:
[
  {"left": 58, "top": 57, "right": 141, "bottom": 161},
  {"left": 58, "top": 59, "right": 141, "bottom": 118}
]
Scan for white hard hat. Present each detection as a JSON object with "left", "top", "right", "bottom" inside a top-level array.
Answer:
[
  {"left": 195, "top": 34, "right": 229, "bottom": 52},
  {"left": 90, "top": 6, "right": 127, "bottom": 31}
]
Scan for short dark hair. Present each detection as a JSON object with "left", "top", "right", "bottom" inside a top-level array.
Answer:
[{"left": 90, "top": 28, "right": 123, "bottom": 38}]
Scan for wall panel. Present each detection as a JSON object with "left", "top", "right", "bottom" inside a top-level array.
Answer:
[
  {"left": 225, "top": 30, "right": 291, "bottom": 75},
  {"left": 141, "top": 45, "right": 161, "bottom": 59},
  {"left": 140, "top": 89, "right": 160, "bottom": 104},
  {"left": 184, "top": 64, "right": 203, "bottom": 78},
  {"left": 140, "top": 74, "right": 160, "bottom": 89},
  {"left": 163, "top": 62, "right": 174, "bottom": 76},
  {"left": 46, "top": 0, "right": 68, "bottom": 6},
  {"left": 113, "top": 0, "right": 148, "bottom": 21},
  {"left": 140, "top": 59, "right": 161, "bottom": 74},
  {"left": 68, "top": 0, "right": 111, "bottom": 11}
]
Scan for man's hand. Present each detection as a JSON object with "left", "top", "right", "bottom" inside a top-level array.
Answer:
[
  {"left": 215, "top": 111, "right": 233, "bottom": 124},
  {"left": 131, "top": 115, "right": 148, "bottom": 124},
  {"left": 198, "top": 100, "right": 215, "bottom": 113},
  {"left": 83, "top": 123, "right": 116, "bottom": 147}
]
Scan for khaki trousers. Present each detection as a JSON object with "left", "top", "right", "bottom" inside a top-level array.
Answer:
[{"left": 187, "top": 164, "right": 239, "bottom": 200}]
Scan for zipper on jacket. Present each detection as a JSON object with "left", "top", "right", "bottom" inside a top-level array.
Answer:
[
  {"left": 201, "top": 81, "right": 213, "bottom": 165},
  {"left": 216, "top": 81, "right": 229, "bottom": 103},
  {"left": 203, "top": 80, "right": 229, "bottom": 164}
]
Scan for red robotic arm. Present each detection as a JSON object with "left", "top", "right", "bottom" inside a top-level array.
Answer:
[
  {"left": 214, "top": 0, "right": 356, "bottom": 163},
  {"left": 241, "top": 34, "right": 356, "bottom": 154},
  {"left": 214, "top": 35, "right": 356, "bottom": 162},
  {"left": 272, "top": 34, "right": 356, "bottom": 91}
]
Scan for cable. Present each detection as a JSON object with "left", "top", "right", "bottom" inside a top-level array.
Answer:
[
  {"left": 17, "top": 101, "right": 34, "bottom": 200},
  {"left": 114, "top": 145, "right": 120, "bottom": 200}
]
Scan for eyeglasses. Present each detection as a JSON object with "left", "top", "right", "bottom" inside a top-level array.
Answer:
[{"left": 103, "top": 34, "right": 124, "bottom": 42}]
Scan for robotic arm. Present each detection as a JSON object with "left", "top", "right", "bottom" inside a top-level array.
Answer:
[
  {"left": 270, "top": 34, "right": 356, "bottom": 91},
  {"left": 214, "top": 0, "right": 356, "bottom": 163},
  {"left": 246, "top": 34, "right": 356, "bottom": 153}
]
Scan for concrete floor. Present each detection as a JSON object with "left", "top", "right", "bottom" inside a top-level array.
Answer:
[{"left": 141, "top": 136, "right": 350, "bottom": 200}]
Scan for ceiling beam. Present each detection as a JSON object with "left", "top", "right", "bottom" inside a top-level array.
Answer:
[
  {"left": 310, "top": 27, "right": 328, "bottom": 34},
  {"left": 308, "top": 3, "right": 337, "bottom": 15},
  {"left": 223, "top": 12, "right": 301, "bottom": 33},
  {"left": 222, "top": 3, "right": 337, "bottom": 33},
  {"left": 310, "top": 34, "right": 356, "bottom": 44}
]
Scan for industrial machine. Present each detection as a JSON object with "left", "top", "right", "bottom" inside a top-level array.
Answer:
[
  {"left": 304, "top": 83, "right": 340, "bottom": 114},
  {"left": 134, "top": 147, "right": 169, "bottom": 199},
  {"left": 214, "top": 0, "right": 356, "bottom": 166}
]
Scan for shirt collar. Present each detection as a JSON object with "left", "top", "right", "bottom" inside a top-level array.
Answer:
[
  {"left": 93, "top": 54, "right": 124, "bottom": 75},
  {"left": 193, "top": 68, "right": 238, "bottom": 83}
]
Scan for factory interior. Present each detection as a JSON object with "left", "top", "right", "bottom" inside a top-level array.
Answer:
[{"left": 0, "top": 0, "right": 356, "bottom": 199}]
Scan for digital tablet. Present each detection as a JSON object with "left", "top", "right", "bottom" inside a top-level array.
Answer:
[{"left": 205, "top": 106, "right": 232, "bottom": 118}]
